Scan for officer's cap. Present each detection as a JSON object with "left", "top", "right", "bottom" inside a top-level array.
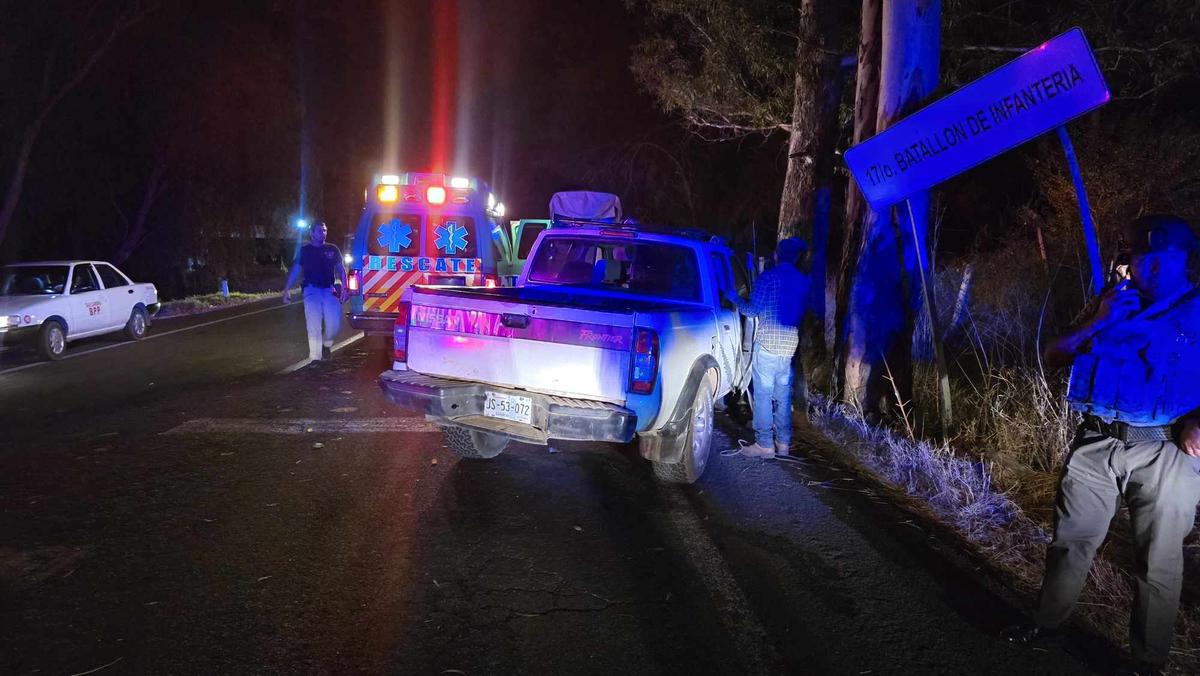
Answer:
[{"left": 1122, "top": 215, "right": 1197, "bottom": 255}]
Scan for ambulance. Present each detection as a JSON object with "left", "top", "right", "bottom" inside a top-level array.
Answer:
[{"left": 347, "top": 172, "right": 507, "bottom": 336}]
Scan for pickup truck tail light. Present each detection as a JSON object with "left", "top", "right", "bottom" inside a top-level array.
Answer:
[
  {"left": 628, "top": 328, "right": 658, "bottom": 394},
  {"left": 348, "top": 269, "right": 361, "bottom": 293},
  {"left": 393, "top": 301, "right": 411, "bottom": 362}
]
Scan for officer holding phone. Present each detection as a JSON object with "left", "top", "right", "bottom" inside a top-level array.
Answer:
[{"left": 1007, "top": 215, "right": 1200, "bottom": 676}]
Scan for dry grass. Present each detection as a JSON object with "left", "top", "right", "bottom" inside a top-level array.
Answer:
[
  {"left": 157, "top": 291, "right": 278, "bottom": 318},
  {"left": 807, "top": 393, "right": 1200, "bottom": 673}
]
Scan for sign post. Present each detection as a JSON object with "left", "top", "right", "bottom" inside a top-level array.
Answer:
[
  {"left": 843, "top": 27, "right": 1111, "bottom": 429},
  {"left": 1055, "top": 126, "right": 1104, "bottom": 293}
]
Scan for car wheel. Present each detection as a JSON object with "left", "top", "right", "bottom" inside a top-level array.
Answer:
[
  {"left": 652, "top": 373, "right": 715, "bottom": 484},
  {"left": 37, "top": 320, "right": 67, "bottom": 361},
  {"left": 125, "top": 307, "right": 149, "bottom": 341},
  {"left": 442, "top": 426, "right": 509, "bottom": 459}
]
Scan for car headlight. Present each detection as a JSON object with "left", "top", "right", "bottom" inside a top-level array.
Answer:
[{"left": 3, "top": 316, "right": 19, "bottom": 327}]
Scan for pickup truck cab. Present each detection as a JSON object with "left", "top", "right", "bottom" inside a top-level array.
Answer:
[
  {"left": 0, "top": 261, "right": 159, "bottom": 360},
  {"left": 379, "top": 220, "right": 754, "bottom": 483}
]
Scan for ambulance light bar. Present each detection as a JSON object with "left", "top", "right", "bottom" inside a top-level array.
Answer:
[
  {"left": 426, "top": 185, "right": 447, "bottom": 206},
  {"left": 449, "top": 176, "right": 470, "bottom": 189},
  {"left": 377, "top": 184, "right": 399, "bottom": 203},
  {"left": 380, "top": 174, "right": 401, "bottom": 186}
]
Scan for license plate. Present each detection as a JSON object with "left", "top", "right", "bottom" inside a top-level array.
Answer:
[{"left": 483, "top": 391, "right": 533, "bottom": 425}]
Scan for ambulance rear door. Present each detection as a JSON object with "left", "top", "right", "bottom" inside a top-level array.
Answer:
[{"left": 361, "top": 210, "right": 423, "bottom": 315}]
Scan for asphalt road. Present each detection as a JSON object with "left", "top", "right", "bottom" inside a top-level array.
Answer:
[{"left": 0, "top": 302, "right": 1106, "bottom": 674}]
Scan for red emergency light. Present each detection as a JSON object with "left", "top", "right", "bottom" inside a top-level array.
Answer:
[{"left": 426, "top": 185, "right": 447, "bottom": 206}]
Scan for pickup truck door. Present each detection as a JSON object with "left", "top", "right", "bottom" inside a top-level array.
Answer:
[
  {"left": 709, "top": 252, "right": 746, "bottom": 394},
  {"left": 67, "top": 264, "right": 110, "bottom": 334}
]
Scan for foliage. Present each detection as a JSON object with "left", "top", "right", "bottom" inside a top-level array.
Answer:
[
  {"left": 626, "top": 0, "right": 799, "bottom": 138},
  {"left": 943, "top": 0, "right": 1200, "bottom": 102},
  {"left": 1028, "top": 116, "right": 1200, "bottom": 254}
]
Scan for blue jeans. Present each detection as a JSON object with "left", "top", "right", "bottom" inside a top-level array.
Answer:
[{"left": 751, "top": 345, "right": 794, "bottom": 447}]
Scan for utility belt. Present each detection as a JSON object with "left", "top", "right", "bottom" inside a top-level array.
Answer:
[{"left": 1081, "top": 415, "right": 1173, "bottom": 444}]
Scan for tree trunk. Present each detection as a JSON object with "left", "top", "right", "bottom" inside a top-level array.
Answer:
[
  {"left": 832, "top": 0, "right": 882, "bottom": 397},
  {"left": 0, "top": 3, "right": 149, "bottom": 250},
  {"left": 0, "top": 118, "right": 48, "bottom": 250},
  {"left": 112, "top": 159, "right": 169, "bottom": 265},
  {"left": 777, "top": 0, "right": 843, "bottom": 397},
  {"left": 841, "top": 0, "right": 940, "bottom": 418}
]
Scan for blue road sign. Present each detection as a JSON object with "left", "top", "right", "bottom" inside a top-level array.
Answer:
[{"left": 844, "top": 27, "right": 1110, "bottom": 210}]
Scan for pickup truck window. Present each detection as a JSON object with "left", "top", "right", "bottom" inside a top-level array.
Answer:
[
  {"left": 1, "top": 265, "right": 69, "bottom": 296},
  {"left": 527, "top": 237, "right": 702, "bottom": 301},
  {"left": 731, "top": 255, "right": 751, "bottom": 299}
]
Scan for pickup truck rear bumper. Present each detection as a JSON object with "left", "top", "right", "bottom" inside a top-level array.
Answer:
[{"left": 378, "top": 369, "right": 637, "bottom": 445}]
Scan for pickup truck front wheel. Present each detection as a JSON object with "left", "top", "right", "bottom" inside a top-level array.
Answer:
[
  {"left": 443, "top": 426, "right": 508, "bottom": 459},
  {"left": 652, "top": 376, "right": 714, "bottom": 484}
]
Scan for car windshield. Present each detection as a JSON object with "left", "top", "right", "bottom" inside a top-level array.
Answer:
[
  {"left": 527, "top": 237, "right": 701, "bottom": 301},
  {"left": 1, "top": 265, "right": 70, "bottom": 296}
]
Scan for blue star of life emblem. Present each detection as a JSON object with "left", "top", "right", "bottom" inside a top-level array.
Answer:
[
  {"left": 377, "top": 218, "right": 413, "bottom": 253},
  {"left": 435, "top": 221, "right": 469, "bottom": 255}
]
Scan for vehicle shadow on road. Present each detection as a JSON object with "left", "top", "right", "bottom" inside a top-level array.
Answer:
[{"left": 377, "top": 440, "right": 754, "bottom": 676}]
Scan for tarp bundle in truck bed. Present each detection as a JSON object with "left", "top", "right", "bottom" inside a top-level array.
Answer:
[{"left": 549, "top": 191, "right": 622, "bottom": 222}]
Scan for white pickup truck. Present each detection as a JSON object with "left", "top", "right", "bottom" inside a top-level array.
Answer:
[
  {"left": 0, "top": 261, "right": 159, "bottom": 360},
  {"left": 378, "top": 221, "right": 755, "bottom": 483}
]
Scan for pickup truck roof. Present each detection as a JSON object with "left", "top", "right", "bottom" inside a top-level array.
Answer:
[
  {"left": 4, "top": 260, "right": 116, "bottom": 267},
  {"left": 550, "top": 218, "right": 725, "bottom": 245}
]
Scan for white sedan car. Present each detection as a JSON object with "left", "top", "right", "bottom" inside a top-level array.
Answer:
[{"left": 0, "top": 261, "right": 159, "bottom": 360}]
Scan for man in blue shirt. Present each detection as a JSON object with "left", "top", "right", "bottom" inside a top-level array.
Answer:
[
  {"left": 725, "top": 237, "right": 808, "bottom": 458},
  {"left": 283, "top": 222, "right": 347, "bottom": 362}
]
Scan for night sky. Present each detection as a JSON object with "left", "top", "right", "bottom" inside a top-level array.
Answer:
[{"left": 2, "top": 0, "right": 714, "bottom": 289}]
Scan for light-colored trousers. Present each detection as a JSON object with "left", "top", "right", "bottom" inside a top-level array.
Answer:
[
  {"left": 1035, "top": 427, "right": 1200, "bottom": 664},
  {"left": 302, "top": 286, "right": 341, "bottom": 360}
]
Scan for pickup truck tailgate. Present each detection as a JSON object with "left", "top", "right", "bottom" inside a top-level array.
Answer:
[{"left": 406, "top": 287, "right": 636, "bottom": 403}]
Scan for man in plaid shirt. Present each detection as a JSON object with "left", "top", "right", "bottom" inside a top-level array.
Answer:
[{"left": 725, "top": 237, "right": 808, "bottom": 457}]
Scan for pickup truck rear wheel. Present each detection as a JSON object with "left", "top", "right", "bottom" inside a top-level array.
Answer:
[
  {"left": 443, "top": 426, "right": 508, "bottom": 459},
  {"left": 652, "top": 376, "right": 714, "bottom": 484}
]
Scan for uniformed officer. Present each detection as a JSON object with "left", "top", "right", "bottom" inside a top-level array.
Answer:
[
  {"left": 283, "top": 222, "right": 347, "bottom": 362},
  {"left": 1008, "top": 215, "right": 1200, "bottom": 676}
]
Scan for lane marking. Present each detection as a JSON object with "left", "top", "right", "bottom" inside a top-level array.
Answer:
[
  {"left": 0, "top": 302, "right": 290, "bottom": 376},
  {"left": 164, "top": 417, "right": 440, "bottom": 435},
  {"left": 660, "top": 486, "right": 781, "bottom": 675},
  {"left": 277, "top": 331, "right": 366, "bottom": 374}
]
